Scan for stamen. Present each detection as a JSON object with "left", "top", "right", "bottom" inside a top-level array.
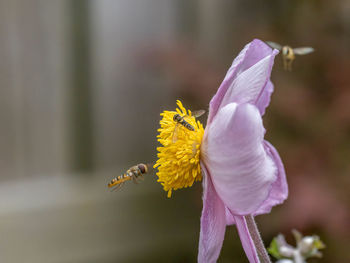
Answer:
[{"left": 154, "top": 100, "right": 204, "bottom": 197}]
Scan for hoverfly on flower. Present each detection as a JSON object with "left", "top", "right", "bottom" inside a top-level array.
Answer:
[
  {"left": 107, "top": 163, "right": 150, "bottom": 191},
  {"left": 266, "top": 41, "right": 314, "bottom": 71},
  {"left": 155, "top": 100, "right": 204, "bottom": 197},
  {"left": 172, "top": 109, "right": 205, "bottom": 142}
]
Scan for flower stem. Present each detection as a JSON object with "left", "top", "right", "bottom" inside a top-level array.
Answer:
[{"left": 244, "top": 215, "right": 272, "bottom": 263}]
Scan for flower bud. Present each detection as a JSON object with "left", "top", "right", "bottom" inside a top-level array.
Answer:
[{"left": 299, "top": 236, "right": 314, "bottom": 254}]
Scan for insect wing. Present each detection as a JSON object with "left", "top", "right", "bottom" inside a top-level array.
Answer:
[
  {"left": 110, "top": 182, "right": 125, "bottom": 192},
  {"left": 145, "top": 163, "right": 154, "bottom": 172},
  {"left": 266, "top": 41, "right": 282, "bottom": 50},
  {"left": 172, "top": 123, "right": 180, "bottom": 143},
  {"left": 293, "top": 47, "right": 314, "bottom": 55},
  {"left": 192, "top": 109, "right": 205, "bottom": 118}
]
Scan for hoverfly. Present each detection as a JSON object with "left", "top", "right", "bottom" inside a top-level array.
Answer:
[
  {"left": 108, "top": 163, "right": 150, "bottom": 191},
  {"left": 266, "top": 41, "right": 314, "bottom": 71},
  {"left": 172, "top": 110, "right": 205, "bottom": 143}
]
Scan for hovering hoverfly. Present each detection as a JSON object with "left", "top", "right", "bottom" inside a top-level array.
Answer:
[
  {"left": 172, "top": 110, "right": 205, "bottom": 143},
  {"left": 266, "top": 41, "right": 314, "bottom": 71},
  {"left": 108, "top": 163, "right": 150, "bottom": 191}
]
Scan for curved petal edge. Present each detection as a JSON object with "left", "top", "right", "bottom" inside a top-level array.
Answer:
[
  {"left": 208, "top": 39, "right": 278, "bottom": 124},
  {"left": 254, "top": 141, "right": 288, "bottom": 215}
]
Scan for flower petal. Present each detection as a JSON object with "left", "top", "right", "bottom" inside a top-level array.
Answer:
[
  {"left": 198, "top": 163, "right": 226, "bottom": 263},
  {"left": 202, "top": 103, "right": 276, "bottom": 215},
  {"left": 255, "top": 80, "right": 274, "bottom": 116},
  {"left": 234, "top": 215, "right": 260, "bottom": 263},
  {"left": 208, "top": 39, "right": 278, "bottom": 124},
  {"left": 225, "top": 206, "right": 236, "bottom": 225},
  {"left": 254, "top": 141, "right": 288, "bottom": 215}
]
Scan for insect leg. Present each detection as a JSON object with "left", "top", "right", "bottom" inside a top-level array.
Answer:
[
  {"left": 133, "top": 169, "right": 145, "bottom": 184},
  {"left": 132, "top": 175, "right": 139, "bottom": 184},
  {"left": 111, "top": 182, "right": 125, "bottom": 192},
  {"left": 283, "top": 57, "right": 288, "bottom": 70}
]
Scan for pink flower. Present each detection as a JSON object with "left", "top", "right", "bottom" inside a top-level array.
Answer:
[{"left": 198, "top": 39, "right": 288, "bottom": 262}]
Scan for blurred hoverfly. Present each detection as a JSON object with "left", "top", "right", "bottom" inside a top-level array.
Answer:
[
  {"left": 108, "top": 163, "right": 151, "bottom": 191},
  {"left": 266, "top": 41, "right": 314, "bottom": 71}
]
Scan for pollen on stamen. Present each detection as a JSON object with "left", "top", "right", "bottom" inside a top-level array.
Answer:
[{"left": 154, "top": 100, "right": 204, "bottom": 197}]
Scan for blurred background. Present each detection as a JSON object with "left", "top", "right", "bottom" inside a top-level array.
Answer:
[{"left": 0, "top": 0, "right": 349, "bottom": 262}]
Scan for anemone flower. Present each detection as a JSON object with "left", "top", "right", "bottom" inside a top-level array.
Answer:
[{"left": 154, "top": 39, "right": 288, "bottom": 262}]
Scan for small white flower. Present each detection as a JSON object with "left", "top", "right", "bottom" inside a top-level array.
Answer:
[
  {"left": 299, "top": 236, "right": 315, "bottom": 254},
  {"left": 269, "top": 230, "right": 325, "bottom": 263},
  {"left": 276, "top": 259, "right": 294, "bottom": 263},
  {"left": 279, "top": 246, "right": 294, "bottom": 257}
]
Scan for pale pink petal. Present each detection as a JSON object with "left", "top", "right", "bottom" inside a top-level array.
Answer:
[
  {"left": 198, "top": 163, "right": 227, "bottom": 263},
  {"left": 202, "top": 103, "right": 276, "bottom": 215},
  {"left": 218, "top": 50, "right": 278, "bottom": 113},
  {"left": 234, "top": 215, "right": 260, "bottom": 263},
  {"left": 254, "top": 141, "right": 288, "bottom": 215},
  {"left": 225, "top": 206, "right": 236, "bottom": 225},
  {"left": 255, "top": 80, "right": 274, "bottom": 116},
  {"left": 208, "top": 39, "right": 278, "bottom": 124}
]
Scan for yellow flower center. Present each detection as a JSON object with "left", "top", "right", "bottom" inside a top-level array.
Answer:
[{"left": 154, "top": 100, "right": 204, "bottom": 197}]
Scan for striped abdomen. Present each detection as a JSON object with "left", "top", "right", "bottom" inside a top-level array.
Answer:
[
  {"left": 181, "top": 121, "right": 195, "bottom": 131},
  {"left": 173, "top": 114, "right": 195, "bottom": 131}
]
